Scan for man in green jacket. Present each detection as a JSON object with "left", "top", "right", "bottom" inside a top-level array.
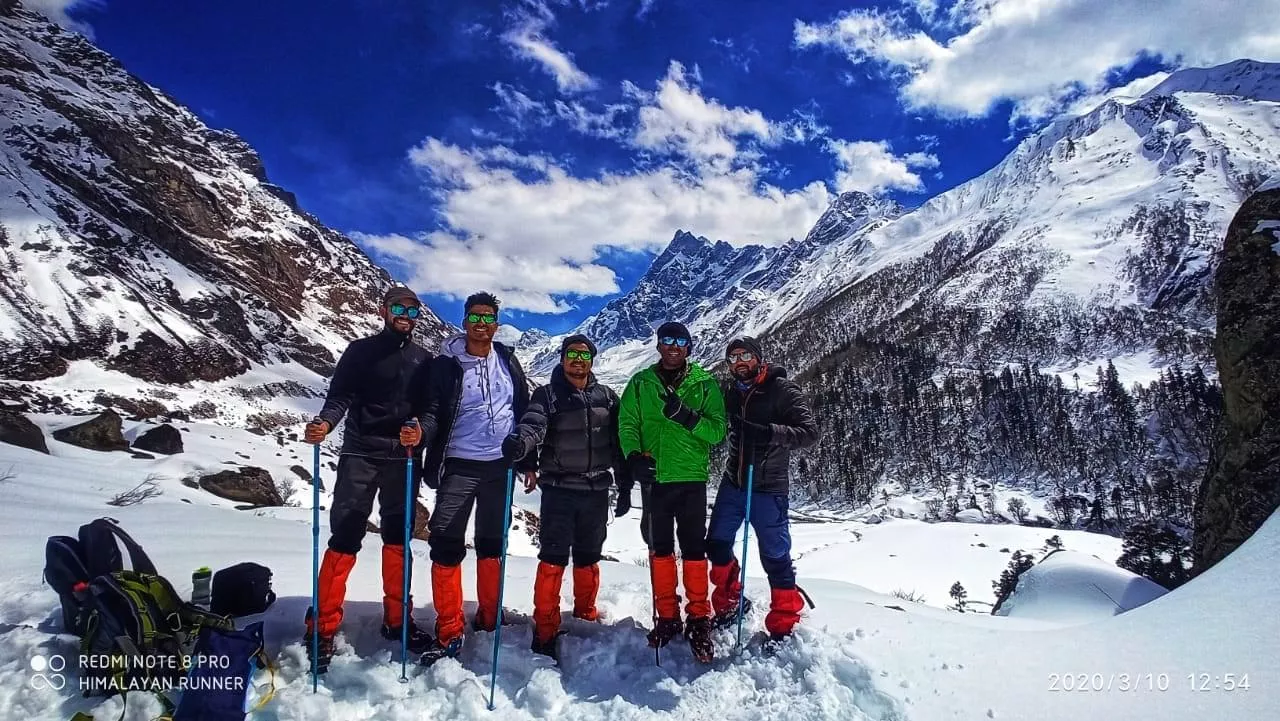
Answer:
[{"left": 618, "top": 321, "right": 726, "bottom": 663}]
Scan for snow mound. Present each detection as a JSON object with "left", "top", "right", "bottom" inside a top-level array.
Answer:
[{"left": 995, "top": 549, "right": 1168, "bottom": 623}]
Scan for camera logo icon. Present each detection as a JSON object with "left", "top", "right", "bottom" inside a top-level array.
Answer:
[{"left": 29, "top": 654, "right": 67, "bottom": 691}]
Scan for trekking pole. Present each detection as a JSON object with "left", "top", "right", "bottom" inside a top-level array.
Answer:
[
  {"left": 310, "top": 434, "right": 322, "bottom": 693},
  {"left": 487, "top": 466, "right": 516, "bottom": 711},
  {"left": 647, "top": 483, "right": 659, "bottom": 667},
  {"left": 734, "top": 464, "right": 755, "bottom": 655},
  {"left": 400, "top": 420, "right": 417, "bottom": 683}
]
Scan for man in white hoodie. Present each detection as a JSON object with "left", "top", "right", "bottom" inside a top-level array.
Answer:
[{"left": 416, "top": 292, "right": 532, "bottom": 664}]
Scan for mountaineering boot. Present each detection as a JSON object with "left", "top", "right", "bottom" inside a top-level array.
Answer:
[
  {"left": 572, "top": 564, "right": 600, "bottom": 621},
  {"left": 684, "top": 615, "right": 714, "bottom": 663},
  {"left": 303, "top": 607, "right": 337, "bottom": 674},
  {"left": 646, "top": 617, "right": 684, "bottom": 648},
  {"left": 379, "top": 544, "right": 433, "bottom": 654},
  {"left": 431, "top": 562, "right": 465, "bottom": 650},
  {"left": 418, "top": 635, "right": 464, "bottom": 667},
  {"left": 473, "top": 557, "right": 501, "bottom": 632},
  {"left": 533, "top": 561, "right": 566, "bottom": 644},
  {"left": 531, "top": 630, "right": 567, "bottom": 664},
  {"left": 710, "top": 558, "right": 749, "bottom": 628}
]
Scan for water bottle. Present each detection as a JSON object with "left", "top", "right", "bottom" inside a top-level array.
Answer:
[{"left": 192, "top": 567, "right": 212, "bottom": 609}]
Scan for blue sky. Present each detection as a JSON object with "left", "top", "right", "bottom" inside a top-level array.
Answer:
[{"left": 51, "top": 0, "right": 1267, "bottom": 334}]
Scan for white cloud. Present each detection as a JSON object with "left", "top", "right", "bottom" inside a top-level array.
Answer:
[
  {"left": 372, "top": 137, "right": 833, "bottom": 312},
  {"left": 628, "top": 61, "right": 786, "bottom": 173},
  {"left": 503, "top": 2, "right": 598, "bottom": 93},
  {"left": 795, "top": 0, "right": 1280, "bottom": 120},
  {"left": 637, "top": 0, "right": 657, "bottom": 19},
  {"left": 826, "top": 139, "right": 939, "bottom": 194},
  {"left": 491, "top": 82, "right": 551, "bottom": 128},
  {"left": 24, "top": 0, "right": 99, "bottom": 37},
  {"left": 553, "top": 100, "right": 630, "bottom": 139}
]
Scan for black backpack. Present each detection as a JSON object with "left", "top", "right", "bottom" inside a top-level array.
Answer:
[
  {"left": 44, "top": 517, "right": 157, "bottom": 635},
  {"left": 211, "top": 562, "right": 277, "bottom": 617}
]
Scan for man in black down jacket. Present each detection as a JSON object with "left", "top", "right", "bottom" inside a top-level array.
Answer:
[
  {"left": 506, "top": 334, "right": 628, "bottom": 662},
  {"left": 705, "top": 336, "right": 820, "bottom": 641},
  {"left": 416, "top": 292, "right": 531, "bottom": 664},
  {"left": 302, "top": 286, "right": 434, "bottom": 670}
]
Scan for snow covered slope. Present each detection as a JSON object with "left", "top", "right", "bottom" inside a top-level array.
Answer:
[
  {"left": 0, "top": 415, "right": 1275, "bottom": 720},
  {"left": 763, "top": 59, "right": 1280, "bottom": 377},
  {"left": 527, "top": 192, "right": 903, "bottom": 385},
  {"left": 0, "top": 3, "right": 451, "bottom": 422}
]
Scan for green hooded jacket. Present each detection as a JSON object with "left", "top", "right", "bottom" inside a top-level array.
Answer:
[{"left": 618, "top": 361, "right": 726, "bottom": 483}]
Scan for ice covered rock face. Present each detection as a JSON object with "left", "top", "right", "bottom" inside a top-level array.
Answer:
[
  {"left": 0, "top": 2, "right": 450, "bottom": 410},
  {"left": 1193, "top": 187, "right": 1280, "bottom": 574}
]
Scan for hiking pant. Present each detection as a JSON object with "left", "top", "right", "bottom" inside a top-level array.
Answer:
[
  {"left": 645, "top": 482, "right": 710, "bottom": 620},
  {"left": 313, "top": 453, "right": 421, "bottom": 635},
  {"left": 706, "top": 480, "right": 795, "bottom": 589},
  {"left": 329, "top": 453, "right": 421, "bottom": 554},
  {"left": 426, "top": 458, "right": 511, "bottom": 564},
  {"left": 427, "top": 458, "right": 512, "bottom": 643},
  {"left": 532, "top": 486, "right": 608, "bottom": 642},
  {"left": 645, "top": 482, "right": 707, "bottom": 560},
  {"left": 538, "top": 486, "right": 609, "bottom": 568}
]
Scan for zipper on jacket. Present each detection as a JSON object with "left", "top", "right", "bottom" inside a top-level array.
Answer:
[
  {"left": 737, "top": 385, "right": 759, "bottom": 489},
  {"left": 583, "top": 386, "right": 593, "bottom": 482}
]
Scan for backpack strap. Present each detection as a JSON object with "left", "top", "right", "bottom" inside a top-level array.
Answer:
[{"left": 83, "top": 518, "right": 158, "bottom": 575}]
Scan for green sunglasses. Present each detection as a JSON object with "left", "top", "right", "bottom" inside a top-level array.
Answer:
[
  {"left": 565, "top": 350, "right": 593, "bottom": 361},
  {"left": 466, "top": 313, "right": 497, "bottom": 325}
]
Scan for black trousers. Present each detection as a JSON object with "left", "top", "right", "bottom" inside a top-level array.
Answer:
[
  {"left": 538, "top": 486, "right": 609, "bottom": 568},
  {"left": 329, "top": 454, "right": 421, "bottom": 554},
  {"left": 427, "top": 458, "right": 511, "bottom": 565},
  {"left": 644, "top": 482, "right": 707, "bottom": 560}
]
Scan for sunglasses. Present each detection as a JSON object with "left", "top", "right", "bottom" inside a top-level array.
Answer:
[
  {"left": 727, "top": 351, "right": 755, "bottom": 363},
  {"left": 659, "top": 336, "right": 689, "bottom": 348},
  {"left": 389, "top": 303, "right": 421, "bottom": 319},
  {"left": 466, "top": 313, "right": 497, "bottom": 325},
  {"left": 565, "top": 350, "right": 593, "bottom": 361}
]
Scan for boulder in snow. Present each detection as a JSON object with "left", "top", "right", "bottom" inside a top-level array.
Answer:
[
  {"left": 955, "top": 509, "right": 986, "bottom": 523},
  {"left": 0, "top": 409, "right": 48, "bottom": 454},
  {"left": 52, "top": 410, "right": 129, "bottom": 452},
  {"left": 132, "top": 424, "right": 184, "bottom": 455},
  {"left": 198, "top": 467, "right": 284, "bottom": 507},
  {"left": 994, "top": 550, "right": 1168, "bottom": 623}
]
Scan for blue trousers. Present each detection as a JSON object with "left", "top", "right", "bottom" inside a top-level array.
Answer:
[{"left": 705, "top": 480, "right": 795, "bottom": 589}]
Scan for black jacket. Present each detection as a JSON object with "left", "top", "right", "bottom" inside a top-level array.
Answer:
[
  {"left": 419, "top": 340, "right": 531, "bottom": 486},
  {"left": 721, "top": 366, "right": 820, "bottom": 494},
  {"left": 513, "top": 366, "right": 629, "bottom": 492},
  {"left": 317, "top": 328, "right": 433, "bottom": 458}
]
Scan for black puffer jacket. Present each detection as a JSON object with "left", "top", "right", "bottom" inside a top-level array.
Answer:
[
  {"left": 513, "top": 367, "right": 629, "bottom": 492},
  {"left": 317, "top": 328, "right": 433, "bottom": 458},
  {"left": 721, "top": 365, "right": 820, "bottom": 494},
  {"left": 419, "top": 339, "right": 531, "bottom": 486}
]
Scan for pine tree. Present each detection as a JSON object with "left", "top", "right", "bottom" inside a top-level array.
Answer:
[
  {"left": 949, "top": 581, "right": 968, "bottom": 613},
  {"left": 1116, "top": 520, "right": 1192, "bottom": 589},
  {"left": 992, "top": 550, "right": 1035, "bottom": 613},
  {"left": 1044, "top": 534, "right": 1064, "bottom": 551}
]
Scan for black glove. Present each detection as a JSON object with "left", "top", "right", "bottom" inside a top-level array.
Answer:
[
  {"left": 662, "top": 389, "right": 700, "bottom": 431},
  {"left": 501, "top": 433, "right": 525, "bottom": 463},
  {"left": 740, "top": 419, "right": 774, "bottom": 447},
  {"left": 627, "top": 452, "right": 656, "bottom": 486},
  {"left": 614, "top": 487, "right": 632, "bottom": 517}
]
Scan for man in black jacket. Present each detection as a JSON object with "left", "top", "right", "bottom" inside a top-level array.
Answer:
[
  {"left": 705, "top": 336, "right": 820, "bottom": 640},
  {"left": 302, "top": 286, "right": 433, "bottom": 671},
  {"left": 416, "top": 292, "right": 531, "bottom": 664},
  {"left": 506, "top": 334, "right": 629, "bottom": 661}
]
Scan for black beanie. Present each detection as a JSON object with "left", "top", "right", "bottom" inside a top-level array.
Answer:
[
  {"left": 726, "top": 336, "right": 764, "bottom": 361},
  {"left": 382, "top": 285, "right": 420, "bottom": 307},
  {"left": 560, "top": 334, "right": 598, "bottom": 358},
  {"left": 655, "top": 321, "right": 692, "bottom": 350}
]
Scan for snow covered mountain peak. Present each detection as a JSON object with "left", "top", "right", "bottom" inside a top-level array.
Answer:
[
  {"left": 0, "top": 3, "right": 451, "bottom": 423},
  {"left": 1144, "top": 59, "right": 1280, "bottom": 102}
]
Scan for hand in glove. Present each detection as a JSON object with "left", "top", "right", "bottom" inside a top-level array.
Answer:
[
  {"left": 739, "top": 419, "right": 774, "bottom": 447},
  {"left": 304, "top": 418, "right": 330, "bottom": 444},
  {"left": 614, "top": 487, "right": 632, "bottom": 517},
  {"left": 399, "top": 420, "right": 422, "bottom": 448},
  {"left": 661, "top": 388, "right": 700, "bottom": 431},
  {"left": 501, "top": 433, "right": 526, "bottom": 463},
  {"left": 627, "top": 452, "right": 657, "bottom": 486}
]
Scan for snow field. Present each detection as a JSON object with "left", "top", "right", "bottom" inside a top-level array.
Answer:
[{"left": 0, "top": 420, "right": 1275, "bottom": 720}]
